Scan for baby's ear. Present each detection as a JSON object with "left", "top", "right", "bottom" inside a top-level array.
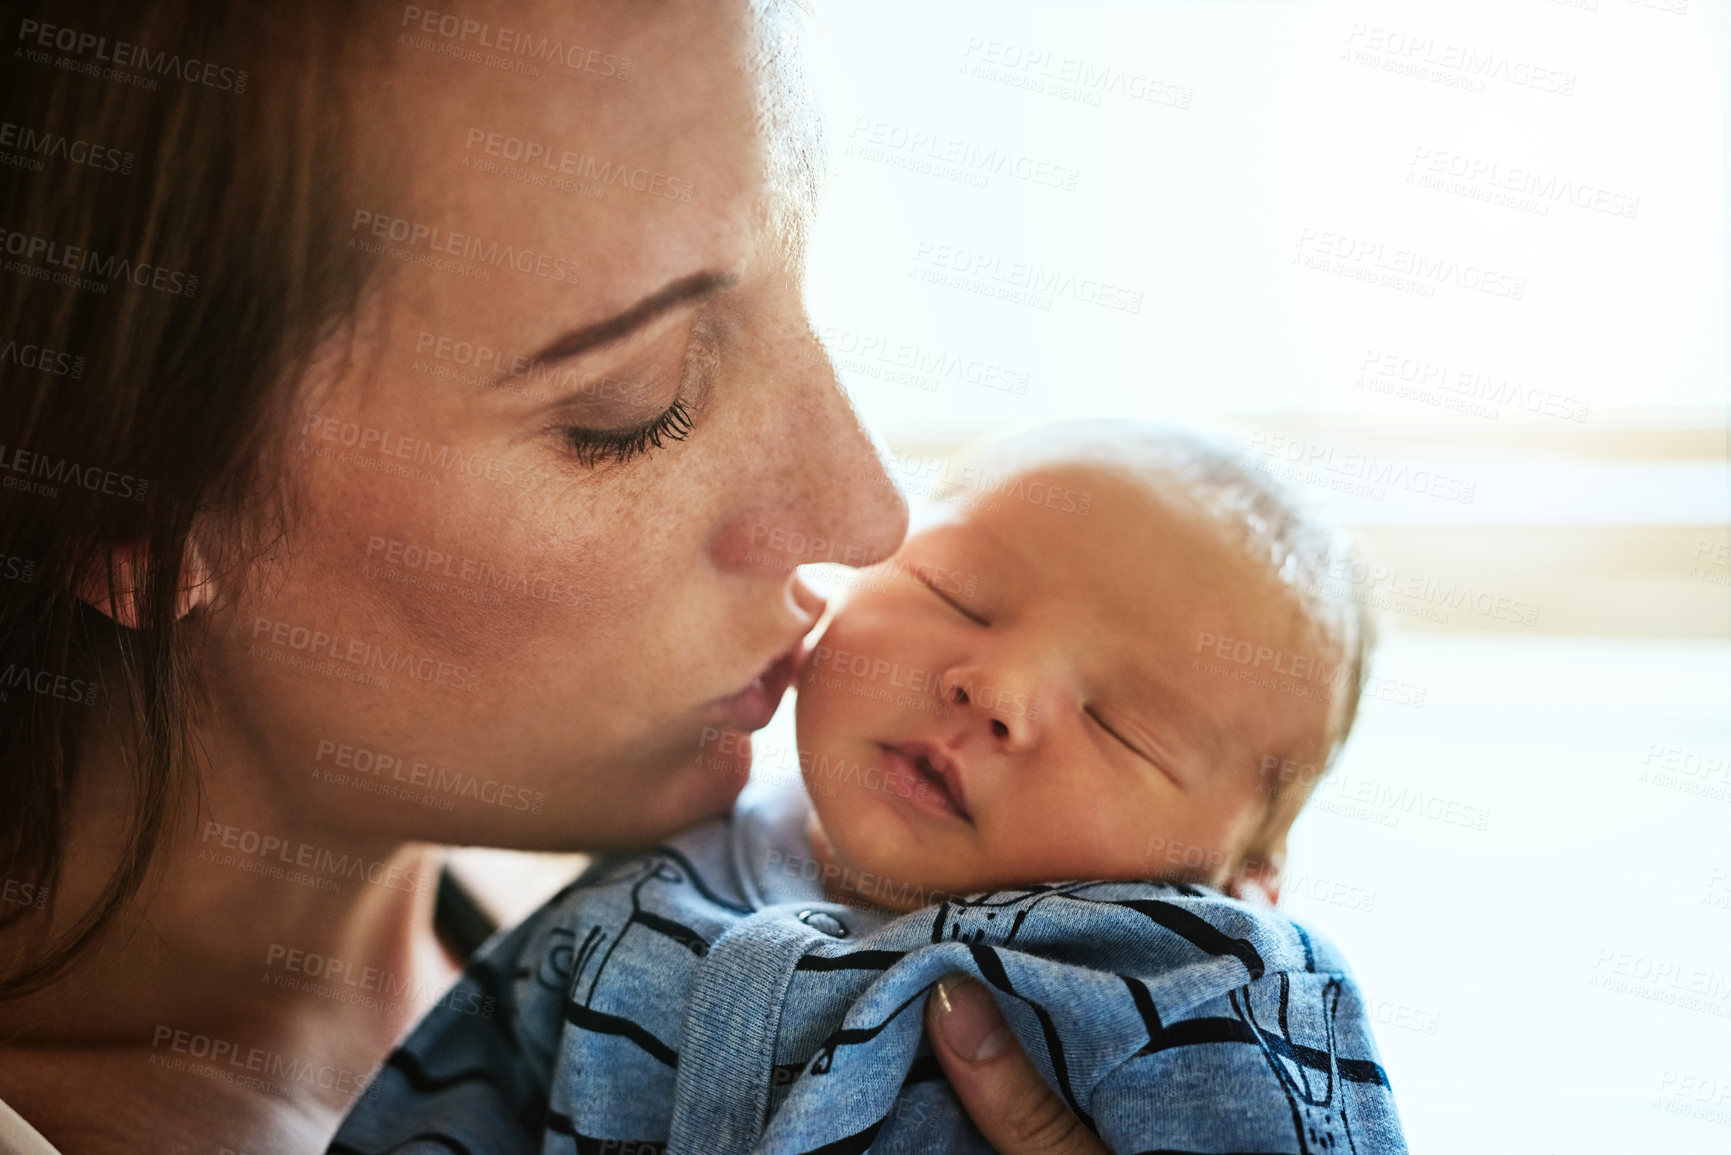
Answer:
[{"left": 1225, "top": 844, "right": 1285, "bottom": 907}]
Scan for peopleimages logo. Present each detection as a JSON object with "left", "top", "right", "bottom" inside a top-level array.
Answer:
[
  {"left": 956, "top": 37, "right": 1193, "bottom": 110},
  {"left": 462, "top": 129, "right": 692, "bottom": 202},
  {"left": 1, "top": 877, "right": 47, "bottom": 910},
  {"left": 0, "top": 662, "right": 99, "bottom": 706},
  {"left": 1354, "top": 347, "right": 1591, "bottom": 424},
  {"left": 198, "top": 821, "right": 433, "bottom": 896},
  {"left": 0, "top": 442, "right": 148, "bottom": 502},
  {"left": 1246, "top": 432, "right": 1479, "bottom": 505},
  {"left": 0, "top": 120, "right": 135, "bottom": 174},
  {"left": 845, "top": 119, "right": 1081, "bottom": 191},
  {"left": 15, "top": 18, "right": 250, "bottom": 92},
  {"left": 312, "top": 739, "right": 547, "bottom": 815},
  {"left": 0, "top": 335, "right": 84, "bottom": 378},
  {"left": 1292, "top": 227, "right": 1525, "bottom": 301},
  {"left": 1300, "top": 556, "right": 1540, "bottom": 628},
  {"left": 0, "top": 225, "right": 197, "bottom": 297},
  {"left": 250, "top": 616, "right": 481, "bottom": 692},
  {"left": 349, "top": 210, "right": 580, "bottom": 285},
  {"left": 300, "top": 411, "right": 554, "bottom": 491},
  {"left": 263, "top": 943, "right": 496, "bottom": 1019},
  {"left": 364, "top": 535, "right": 580, "bottom": 608},
  {"left": 912, "top": 240, "right": 1143, "bottom": 314},
  {"left": 874, "top": 450, "right": 1093, "bottom": 517},
  {"left": 820, "top": 324, "right": 1031, "bottom": 396},
  {"left": 398, "top": 6, "right": 632, "bottom": 79},
  {"left": 1407, "top": 146, "right": 1639, "bottom": 221},
  {"left": 1342, "top": 24, "right": 1576, "bottom": 97},
  {"left": 148, "top": 1026, "right": 379, "bottom": 1102}
]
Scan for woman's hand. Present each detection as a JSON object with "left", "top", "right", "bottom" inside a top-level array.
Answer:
[{"left": 926, "top": 974, "right": 1112, "bottom": 1155}]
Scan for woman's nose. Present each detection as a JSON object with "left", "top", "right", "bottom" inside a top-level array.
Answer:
[
  {"left": 705, "top": 294, "right": 907, "bottom": 578},
  {"left": 939, "top": 664, "right": 1042, "bottom": 753}
]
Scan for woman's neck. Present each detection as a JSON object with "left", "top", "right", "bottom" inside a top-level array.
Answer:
[{"left": 0, "top": 696, "right": 460, "bottom": 1151}]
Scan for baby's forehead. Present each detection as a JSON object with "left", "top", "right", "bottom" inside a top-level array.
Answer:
[
  {"left": 927, "top": 436, "right": 1323, "bottom": 656},
  {"left": 935, "top": 441, "right": 1226, "bottom": 553},
  {"left": 949, "top": 426, "right": 1210, "bottom": 502}
]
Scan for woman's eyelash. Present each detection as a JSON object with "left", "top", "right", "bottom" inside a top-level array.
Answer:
[{"left": 559, "top": 398, "right": 694, "bottom": 467}]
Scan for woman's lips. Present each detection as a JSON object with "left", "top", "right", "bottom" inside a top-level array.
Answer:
[
  {"left": 878, "top": 742, "right": 971, "bottom": 822},
  {"left": 705, "top": 579, "right": 827, "bottom": 733},
  {"left": 707, "top": 641, "right": 806, "bottom": 732}
]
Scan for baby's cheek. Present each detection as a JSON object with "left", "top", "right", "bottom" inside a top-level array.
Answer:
[
  {"left": 795, "top": 647, "right": 855, "bottom": 741},
  {"left": 983, "top": 778, "right": 1149, "bottom": 884},
  {"left": 834, "top": 583, "right": 926, "bottom": 651}
]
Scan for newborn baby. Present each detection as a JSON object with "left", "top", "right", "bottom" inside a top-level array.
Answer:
[
  {"left": 330, "top": 423, "right": 1408, "bottom": 1155},
  {"left": 796, "top": 421, "right": 1365, "bottom": 913}
]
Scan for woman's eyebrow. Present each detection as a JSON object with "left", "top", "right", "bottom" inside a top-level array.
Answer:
[{"left": 525, "top": 270, "right": 738, "bottom": 368}]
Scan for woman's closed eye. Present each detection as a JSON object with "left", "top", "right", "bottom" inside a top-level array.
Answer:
[
  {"left": 550, "top": 314, "right": 720, "bottom": 468},
  {"left": 558, "top": 398, "right": 694, "bottom": 467}
]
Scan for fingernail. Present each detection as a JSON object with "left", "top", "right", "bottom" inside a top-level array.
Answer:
[{"left": 933, "top": 975, "right": 1010, "bottom": 1063}]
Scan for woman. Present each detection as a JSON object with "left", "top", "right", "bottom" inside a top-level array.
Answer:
[{"left": 0, "top": 1, "right": 1108, "bottom": 1151}]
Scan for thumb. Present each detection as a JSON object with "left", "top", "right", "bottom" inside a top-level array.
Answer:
[{"left": 924, "top": 974, "right": 1110, "bottom": 1155}]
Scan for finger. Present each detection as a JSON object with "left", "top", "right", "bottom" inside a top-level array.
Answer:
[{"left": 925, "top": 974, "right": 1111, "bottom": 1155}]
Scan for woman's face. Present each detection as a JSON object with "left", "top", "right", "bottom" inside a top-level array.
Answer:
[{"left": 197, "top": 0, "right": 906, "bottom": 851}]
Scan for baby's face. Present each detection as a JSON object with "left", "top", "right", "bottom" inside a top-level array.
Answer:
[{"left": 794, "top": 455, "right": 1333, "bottom": 910}]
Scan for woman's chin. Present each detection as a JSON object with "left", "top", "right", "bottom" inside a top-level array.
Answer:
[{"left": 677, "top": 753, "right": 753, "bottom": 823}]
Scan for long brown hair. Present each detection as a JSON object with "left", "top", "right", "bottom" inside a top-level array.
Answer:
[{"left": 0, "top": 0, "right": 383, "bottom": 998}]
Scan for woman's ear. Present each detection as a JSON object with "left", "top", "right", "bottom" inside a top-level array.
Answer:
[
  {"left": 1225, "top": 841, "right": 1286, "bottom": 907},
  {"left": 77, "top": 538, "right": 215, "bottom": 628}
]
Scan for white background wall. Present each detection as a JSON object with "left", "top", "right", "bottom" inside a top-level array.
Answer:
[
  {"left": 779, "top": 1, "right": 1731, "bottom": 1149},
  {"left": 805, "top": 0, "right": 1721, "bottom": 430}
]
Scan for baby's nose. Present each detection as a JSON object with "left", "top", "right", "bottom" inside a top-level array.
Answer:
[{"left": 941, "top": 671, "right": 1040, "bottom": 753}]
